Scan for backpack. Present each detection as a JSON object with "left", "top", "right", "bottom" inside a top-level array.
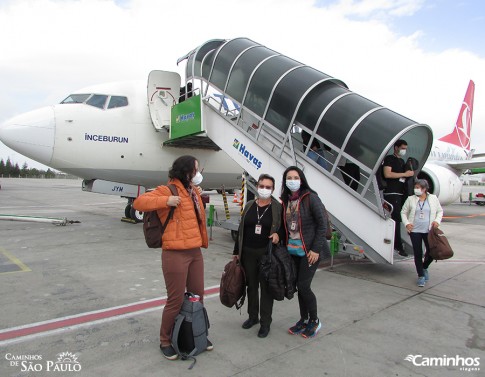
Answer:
[
  {"left": 376, "top": 159, "right": 387, "bottom": 190},
  {"left": 428, "top": 227, "right": 454, "bottom": 260},
  {"left": 171, "top": 292, "right": 210, "bottom": 369},
  {"left": 219, "top": 258, "right": 246, "bottom": 310},
  {"left": 142, "top": 184, "right": 177, "bottom": 248}
]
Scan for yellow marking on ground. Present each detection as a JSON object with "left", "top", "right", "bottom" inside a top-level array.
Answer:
[
  {"left": 0, "top": 248, "right": 32, "bottom": 274},
  {"left": 443, "top": 213, "right": 485, "bottom": 219}
]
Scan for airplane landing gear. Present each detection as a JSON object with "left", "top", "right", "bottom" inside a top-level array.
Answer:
[{"left": 124, "top": 199, "right": 143, "bottom": 223}]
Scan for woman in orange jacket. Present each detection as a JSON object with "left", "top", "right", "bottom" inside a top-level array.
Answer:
[{"left": 133, "top": 155, "right": 210, "bottom": 360}]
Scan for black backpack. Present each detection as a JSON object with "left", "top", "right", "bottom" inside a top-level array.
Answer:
[
  {"left": 142, "top": 184, "right": 177, "bottom": 248},
  {"left": 171, "top": 292, "right": 210, "bottom": 369}
]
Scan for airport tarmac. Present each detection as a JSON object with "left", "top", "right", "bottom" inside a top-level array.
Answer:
[{"left": 0, "top": 178, "right": 484, "bottom": 377}]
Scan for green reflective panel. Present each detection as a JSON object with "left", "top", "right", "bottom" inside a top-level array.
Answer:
[
  {"left": 266, "top": 67, "right": 332, "bottom": 133},
  {"left": 345, "top": 109, "right": 416, "bottom": 169},
  {"left": 318, "top": 94, "right": 379, "bottom": 148},
  {"left": 226, "top": 46, "right": 276, "bottom": 103},
  {"left": 245, "top": 56, "right": 300, "bottom": 117},
  {"left": 211, "top": 39, "right": 257, "bottom": 91}
]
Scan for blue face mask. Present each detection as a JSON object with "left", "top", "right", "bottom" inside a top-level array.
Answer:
[{"left": 286, "top": 179, "right": 301, "bottom": 192}]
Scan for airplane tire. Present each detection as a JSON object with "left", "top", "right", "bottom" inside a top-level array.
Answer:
[
  {"left": 130, "top": 207, "right": 144, "bottom": 223},
  {"left": 125, "top": 204, "right": 132, "bottom": 218}
]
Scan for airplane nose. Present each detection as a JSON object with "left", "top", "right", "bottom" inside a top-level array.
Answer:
[{"left": 0, "top": 106, "right": 55, "bottom": 165}]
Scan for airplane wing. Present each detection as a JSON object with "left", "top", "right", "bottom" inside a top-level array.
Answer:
[{"left": 446, "top": 157, "right": 485, "bottom": 170}]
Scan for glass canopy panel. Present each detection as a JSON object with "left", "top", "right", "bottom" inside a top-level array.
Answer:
[
  {"left": 226, "top": 46, "right": 276, "bottom": 103},
  {"left": 265, "top": 67, "right": 331, "bottom": 133},
  {"left": 244, "top": 55, "right": 300, "bottom": 117},
  {"left": 201, "top": 50, "right": 217, "bottom": 81},
  {"left": 344, "top": 109, "right": 417, "bottom": 169},
  {"left": 296, "top": 83, "right": 349, "bottom": 130},
  {"left": 211, "top": 39, "right": 258, "bottom": 91},
  {"left": 194, "top": 40, "right": 225, "bottom": 79},
  {"left": 317, "top": 94, "right": 379, "bottom": 149}
]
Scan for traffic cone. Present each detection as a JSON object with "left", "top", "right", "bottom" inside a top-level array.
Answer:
[{"left": 233, "top": 193, "right": 239, "bottom": 203}]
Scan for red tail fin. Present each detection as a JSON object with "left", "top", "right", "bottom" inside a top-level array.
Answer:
[{"left": 439, "top": 80, "right": 475, "bottom": 151}]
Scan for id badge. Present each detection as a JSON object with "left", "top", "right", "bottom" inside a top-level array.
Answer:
[
  {"left": 419, "top": 211, "right": 424, "bottom": 219},
  {"left": 255, "top": 224, "right": 262, "bottom": 234},
  {"left": 290, "top": 221, "right": 297, "bottom": 231}
]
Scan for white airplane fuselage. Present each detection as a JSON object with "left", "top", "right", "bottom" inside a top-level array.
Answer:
[{"left": 0, "top": 80, "right": 242, "bottom": 191}]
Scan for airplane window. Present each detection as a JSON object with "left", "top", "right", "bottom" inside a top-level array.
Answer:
[
  {"left": 86, "top": 94, "right": 108, "bottom": 109},
  {"left": 60, "top": 94, "right": 91, "bottom": 104},
  {"left": 107, "top": 96, "right": 128, "bottom": 109}
]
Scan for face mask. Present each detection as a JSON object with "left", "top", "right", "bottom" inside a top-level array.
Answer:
[
  {"left": 192, "top": 171, "right": 203, "bottom": 186},
  {"left": 414, "top": 188, "right": 423, "bottom": 196},
  {"left": 257, "top": 188, "right": 272, "bottom": 199},
  {"left": 286, "top": 179, "right": 301, "bottom": 192},
  {"left": 398, "top": 149, "right": 406, "bottom": 157}
]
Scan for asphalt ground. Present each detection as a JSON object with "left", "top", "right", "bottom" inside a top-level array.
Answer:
[{"left": 0, "top": 178, "right": 484, "bottom": 377}]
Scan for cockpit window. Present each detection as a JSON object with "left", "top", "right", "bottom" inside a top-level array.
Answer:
[
  {"left": 86, "top": 94, "right": 108, "bottom": 109},
  {"left": 61, "top": 94, "right": 91, "bottom": 104},
  {"left": 108, "top": 96, "right": 128, "bottom": 109}
]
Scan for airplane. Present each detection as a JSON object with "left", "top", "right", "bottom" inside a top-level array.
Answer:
[
  {"left": 0, "top": 73, "right": 482, "bottom": 224},
  {"left": 416, "top": 80, "right": 485, "bottom": 204},
  {"left": 0, "top": 71, "right": 243, "bottom": 221}
]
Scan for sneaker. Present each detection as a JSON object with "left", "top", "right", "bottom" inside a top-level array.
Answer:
[
  {"left": 302, "top": 318, "right": 322, "bottom": 339},
  {"left": 417, "top": 276, "right": 425, "bottom": 287},
  {"left": 423, "top": 269, "right": 429, "bottom": 281},
  {"left": 288, "top": 319, "right": 307, "bottom": 335},
  {"left": 160, "top": 345, "right": 178, "bottom": 360},
  {"left": 206, "top": 339, "right": 214, "bottom": 351}
]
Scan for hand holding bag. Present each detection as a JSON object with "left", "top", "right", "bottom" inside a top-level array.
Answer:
[{"left": 428, "top": 227, "right": 454, "bottom": 260}]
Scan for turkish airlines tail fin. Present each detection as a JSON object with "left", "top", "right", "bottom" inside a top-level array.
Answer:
[{"left": 438, "top": 80, "right": 475, "bottom": 151}]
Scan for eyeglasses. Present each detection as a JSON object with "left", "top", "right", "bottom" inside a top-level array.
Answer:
[{"left": 258, "top": 185, "right": 273, "bottom": 190}]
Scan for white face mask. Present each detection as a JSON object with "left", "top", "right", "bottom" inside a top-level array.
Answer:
[
  {"left": 398, "top": 149, "right": 407, "bottom": 157},
  {"left": 192, "top": 171, "right": 203, "bottom": 186},
  {"left": 414, "top": 188, "right": 423, "bottom": 196},
  {"left": 286, "top": 179, "right": 301, "bottom": 192},
  {"left": 257, "top": 188, "right": 272, "bottom": 199}
]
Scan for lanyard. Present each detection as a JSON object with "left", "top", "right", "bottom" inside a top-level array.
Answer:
[
  {"left": 256, "top": 203, "right": 271, "bottom": 224},
  {"left": 418, "top": 198, "right": 427, "bottom": 211}
]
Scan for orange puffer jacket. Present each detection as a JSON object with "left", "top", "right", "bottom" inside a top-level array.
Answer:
[{"left": 133, "top": 179, "right": 208, "bottom": 250}]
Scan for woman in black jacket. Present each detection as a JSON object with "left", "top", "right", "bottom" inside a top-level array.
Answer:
[
  {"left": 280, "top": 166, "right": 329, "bottom": 338},
  {"left": 233, "top": 174, "right": 282, "bottom": 338}
]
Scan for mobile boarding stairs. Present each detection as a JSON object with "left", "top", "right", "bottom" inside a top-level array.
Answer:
[{"left": 158, "top": 38, "right": 433, "bottom": 264}]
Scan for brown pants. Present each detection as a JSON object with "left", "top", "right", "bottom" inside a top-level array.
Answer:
[{"left": 160, "top": 248, "right": 204, "bottom": 346}]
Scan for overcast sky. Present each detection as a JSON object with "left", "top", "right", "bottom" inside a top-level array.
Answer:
[{"left": 0, "top": 0, "right": 484, "bottom": 169}]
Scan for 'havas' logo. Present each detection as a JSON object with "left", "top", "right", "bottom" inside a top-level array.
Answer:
[
  {"left": 404, "top": 354, "right": 480, "bottom": 372},
  {"left": 176, "top": 112, "right": 195, "bottom": 123},
  {"left": 233, "top": 139, "right": 262, "bottom": 170}
]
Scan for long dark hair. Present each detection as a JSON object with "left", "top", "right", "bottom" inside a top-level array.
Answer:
[
  {"left": 169, "top": 155, "right": 198, "bottom": 188},
  {"left": 280, "top": 165, "right": 315, "bottom": 204}
]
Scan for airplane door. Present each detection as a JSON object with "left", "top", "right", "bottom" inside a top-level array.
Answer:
[{"left": 147, "top": 70, "right": 181, "bottom": 130}]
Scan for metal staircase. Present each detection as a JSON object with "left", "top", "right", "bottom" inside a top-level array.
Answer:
[{"left": 175, "top": 37, "right": 433, "bottom": 264}]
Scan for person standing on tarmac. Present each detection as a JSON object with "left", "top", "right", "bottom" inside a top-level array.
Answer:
[
  {"left": 133, "top": 155, "right": 213, "bottom": 360},
  {"left": 401, "top": 179, "right": 443, "bottom": 287},
  {"left": 383, "top": 139, "right": 414, "bottom": 256},
  {"left": 233, "top": 173, "right": 282, "bottom": 338},
  {"left": 279, "top": 166, "right": 329, "bottom": 339}
]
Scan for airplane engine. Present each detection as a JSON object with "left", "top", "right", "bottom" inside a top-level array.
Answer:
[{"left": 418, "top": 164, "right": 463, "bottom": 205}]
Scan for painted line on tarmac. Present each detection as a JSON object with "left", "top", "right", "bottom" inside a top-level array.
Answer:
[
  {"left": 443, "top": 213, "right": 485, "bottom": 219},
  {"left": 0, "top": 248, "right": 31, "bottom": 275},
  {"left": 0, "top": 285, "right": 220, "bottom": 346}
]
